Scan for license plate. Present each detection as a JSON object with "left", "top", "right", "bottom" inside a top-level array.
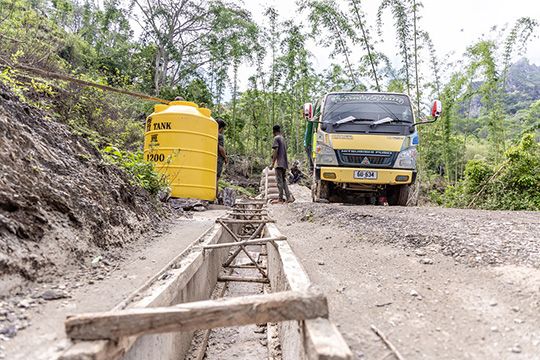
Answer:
[{"left": 354, "top": 170, "right": 377, "bottom": 179}]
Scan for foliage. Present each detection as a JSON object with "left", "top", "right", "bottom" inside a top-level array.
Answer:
[
  {"left": 101, "top": 146, "right": 168, "bottom": 196},
  {"left": 444, "top": 134, "right": 540, "bottom": 210},
  {"left": 1, "top": 0, "right": 540, "bottom": 209}
]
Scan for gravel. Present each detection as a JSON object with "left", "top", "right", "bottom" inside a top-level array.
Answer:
[{"left": 288, "top": 202, "right": 540, "bottom": 269}]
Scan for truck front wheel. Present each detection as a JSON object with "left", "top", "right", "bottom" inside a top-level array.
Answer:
[
  {"left": 312, "top": 179, "right": 331, "bottom": 203},
  {"left": 387, "top": 184, "right": 410, "bottom": 206}
]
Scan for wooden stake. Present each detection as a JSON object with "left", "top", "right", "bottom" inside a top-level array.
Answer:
[
  {"left": 217, "top": 220, "right": 268, "bottom": 278},
  {"left": 195, "top": 268, "right": 234, "bottom": 360},
  {"left": 223, "top": 223, "right": 265, "bottom": 267},
  {"left": 65, "top": 289, "right": 328, "bottom": 341},
  {"left": 371, "top": 325, "right": 405, "bottom": 360}
]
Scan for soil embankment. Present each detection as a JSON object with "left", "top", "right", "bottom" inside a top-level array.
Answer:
[{"left": 0, "top": 82, "right": 161, "bottom": 294}]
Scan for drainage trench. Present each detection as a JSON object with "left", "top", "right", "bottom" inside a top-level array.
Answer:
[
  {"left": 186, "top": 201, "right": 280, "bottom": 359},
  {"left": 59, "top": 201, "right": 351, "bottom": 360}
]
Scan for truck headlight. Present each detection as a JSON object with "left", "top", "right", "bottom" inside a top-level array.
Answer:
[
  {"left": 315, "top": 143, "right": 338, "bottom": 165},
  {"left": 394, "top": 146, "right": 417, "bottom": 169}
]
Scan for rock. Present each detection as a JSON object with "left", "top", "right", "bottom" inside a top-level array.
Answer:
[
  {"left": 421, "top": 258, "right": 433, "bottom": 265},
  {"left": 18, "top": 300, "right": 30, "bottom": 308},
  {"left": 491, "top": 326, "right": 498, "bottom": 332},
  {"left": 415, "top": 249, "right": 427, "bottom": 256},
  {"left": 158, "top": 187, "right": 171, "bottom": 202},
  {"left": 510, "top": 344, "right": 522, "bottom": 353},
  {"left": 218, "top": 187, "right": 236, "bottom": 207},
  {"left": 169, "top": 198, "right": 208, "bottom": 211},
  {"left": 514, "top": 319, "right": 524, "bottom": 324},
  {"left": 411, "top": 290, "right": 419, "bottom": 297},
  {"left": 0, "top": 324, "right": 17, "bottom": 337},
  {"left": 254, "top": 327, "right": 266, "bottom": 334},
  {"left": 318, "top": 261, "right": 325, "bottom": 265},
  {"left": 40, "top": 290, "right": 68, "bottom": 301}
]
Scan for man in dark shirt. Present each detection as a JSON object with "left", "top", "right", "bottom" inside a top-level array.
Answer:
[
  {"left": 269, "top": 125, "right": 293, "bottom": 204},
  {"left": 216, "top": 119, "right": 227, "bottom": 198},
  {"left": 289, "top": 161, "right": 305, "bottom": 184}
]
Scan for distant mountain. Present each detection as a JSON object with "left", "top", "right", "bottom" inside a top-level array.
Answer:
[
  {"left": 506, "top": 58, "right": 540, "bottom": 98},
  {"left": 466, "top": 58, "right": 540, "bottom": 118},
  {"left": 504, "top": 58, "right": 540, "bottom": 114}
]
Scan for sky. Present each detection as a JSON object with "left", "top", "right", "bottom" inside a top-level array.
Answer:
[{"left": 238, "top": 0, "right": 540, "bottom": 92}]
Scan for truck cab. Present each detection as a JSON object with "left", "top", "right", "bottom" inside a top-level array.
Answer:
[{"left": 305, "top": 92, "right": 440, "bottom": 205}]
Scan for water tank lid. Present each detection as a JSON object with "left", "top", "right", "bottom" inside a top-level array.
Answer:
[{"left": 170, "top": 100, "right": 197, "bottom": 108}]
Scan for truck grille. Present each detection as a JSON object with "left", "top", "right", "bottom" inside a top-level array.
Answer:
[{"left": 338, "top": 150, "right": 395, "bottom": 166}]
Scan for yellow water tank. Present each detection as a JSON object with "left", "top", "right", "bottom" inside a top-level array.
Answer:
[{"left": 144, "top": 101, "right": 218, "bottom": 200}]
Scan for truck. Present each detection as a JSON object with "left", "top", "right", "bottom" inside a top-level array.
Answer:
[{"left": 303, "top": 92, "right": 441, "bottom": 205}]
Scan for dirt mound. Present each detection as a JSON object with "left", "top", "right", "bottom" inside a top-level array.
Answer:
[{"left": 0, "top": 83, "right": 161, "bottom": 295}]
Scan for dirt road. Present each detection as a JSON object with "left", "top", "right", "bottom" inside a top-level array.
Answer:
[
  {"left": 270, "top": 185, "right": 540, "bottom": 359},
  {"left": 4, "top": 183, "right": 540, "bottom": 360}
]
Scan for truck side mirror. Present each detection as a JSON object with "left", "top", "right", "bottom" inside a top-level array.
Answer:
[
  {"left": 430, "top": 100, "right": 442, "bottom": 119},
  {"left": 410, "top": 100, "right": 442, "bottom": 131},
  {"left": 303, "top": 103, "right": 313, "bottom": 121}
]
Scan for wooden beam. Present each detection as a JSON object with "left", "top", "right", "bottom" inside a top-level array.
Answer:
[
  {"left": 228, "top": 211, "right": 269, "bottom": 216},
  {"left": 217, "top": 219, "right": 274, "bottom": 224},
  {"left": 217, "top": 276, "right": 269, "bottom": 283},
  {"left": 65, "top": 289, "right": 328, "bottom": 341},
  {"left": 227, "top": 265, "right": 267, "bottom": 269},
  {"left": 203, "top": 236, "right": 286, "bottom": 250},
  {"left": 3, "top": 61, "right": 170, "bottom": 104}
]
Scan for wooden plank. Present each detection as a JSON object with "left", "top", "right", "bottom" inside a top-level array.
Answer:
[
  {"left": 228, "top": 212, "right": 269, "bottom": 216},
  {"left": 218, "top": 219, "right": 274, "bottom": 224},
  {"left": 203, "top": 236, "right": 287, "bottom": 250},
  {"left": 65, "top": 289, "right": 328, "bottom": 341},
  {"left": 304, "top": 318, "right": 353, "bottom": 360},
  {"left": 217, "top": 276, "right": 269, "bottom": 283},
  {"left": 228, "top": 265, "right": 267, "bottom": 269}
]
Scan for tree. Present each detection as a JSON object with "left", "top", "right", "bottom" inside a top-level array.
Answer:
[{"left": 299, "top": 0, "right": 358, "bottom": 87}]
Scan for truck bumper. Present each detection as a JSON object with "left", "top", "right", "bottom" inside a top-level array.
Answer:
[{"left": 319, "top": 166, "right": 415, "bottom": 185}]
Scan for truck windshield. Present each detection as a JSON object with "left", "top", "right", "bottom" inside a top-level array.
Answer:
[{"left": 322, "top": 93, "right": 413, "bottom": 124}]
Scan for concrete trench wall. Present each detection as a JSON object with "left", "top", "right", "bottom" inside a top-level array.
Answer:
[
  {"left": 122, "top": 223, "right": 233, "bottom": 360},
  {"left": 266, "top": 223, "right": 352, "bottom": 360}
]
